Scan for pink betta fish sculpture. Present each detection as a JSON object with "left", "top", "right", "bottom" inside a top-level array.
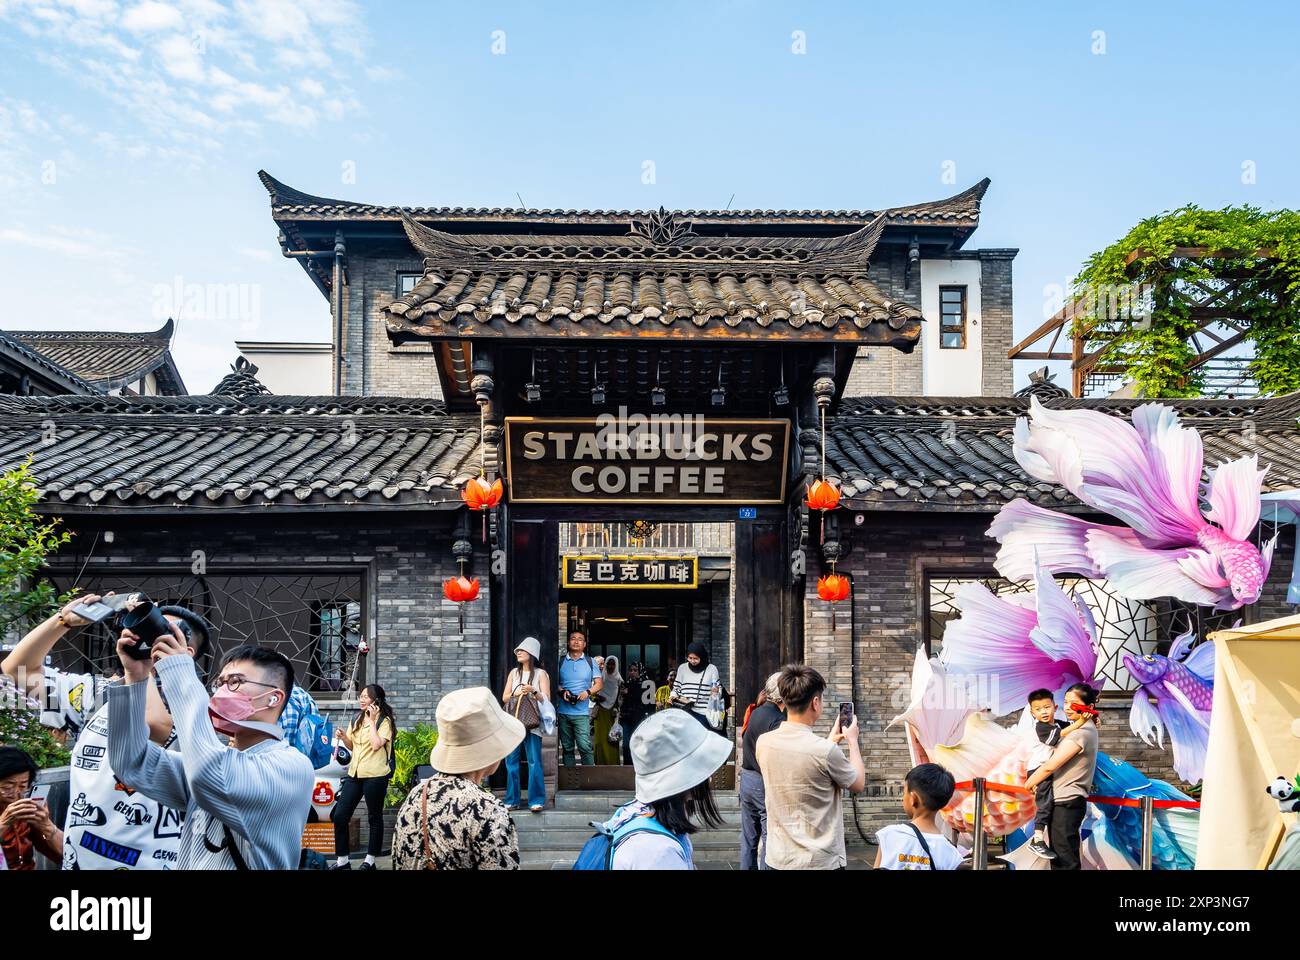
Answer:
[
  {"left": 939, "top": 555, "right": 1105, "bottom": 715},
  {"left": 989, "top": 397, "right": 1275, "bottom": 611},
  {"left": 1123, "top": 630, "right": 1215, "bottom": 785}
]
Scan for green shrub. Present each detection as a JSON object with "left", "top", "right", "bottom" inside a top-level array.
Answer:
[
  {"left": 0, "top": 675, "right": 70, "bottom": 769},
  {"left": 386, "top": 722, "right": 438, "bottom": 807}
]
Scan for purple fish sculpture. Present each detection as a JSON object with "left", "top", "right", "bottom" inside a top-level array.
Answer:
[
  {"left": 1123, "top": 631, "right": 1215, "bottom": 785},
  {"left": 989, "top": 397, "right": 1275, "bottom": 610},
  {"left": 940, "top": 555, "right": 1104, "bottom": 716}
]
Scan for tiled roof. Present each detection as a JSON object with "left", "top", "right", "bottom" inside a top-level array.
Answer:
[
  {"left": 7, "top": 319, "right": 186, "bottom": 394},
  {"left": 0, "top": 394, "right": 480, "bottom": 511},
  {"left": 383, "top": 208, "right": 922, "bottom": 343},
  {"left": 824, "top": 394, "right": 1300, "bottom": 510},
  {"left": 0, "top": 330, "right": 97, "bottom": 394},
  {"left": 386, "top": 267, "right": 922, "bottom": 343},
  {"left": 259, "top": 170, "right": 990, "bottom": 230}
]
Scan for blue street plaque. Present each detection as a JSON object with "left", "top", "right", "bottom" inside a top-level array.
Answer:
[{"left": 738, "top": 507, "right": 757, "bottom": 520}]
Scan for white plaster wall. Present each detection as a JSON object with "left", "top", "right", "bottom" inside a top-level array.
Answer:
[
  {"left": 920, "top": 259, "right": 983, "bottom": 396},
  {"left": 235, "top": 344, "right": 332, "bottom": 395}
]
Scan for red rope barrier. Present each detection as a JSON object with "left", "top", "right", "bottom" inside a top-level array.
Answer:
[{"left": 951, "top": 780, "right": 1201, "bottom": 809}]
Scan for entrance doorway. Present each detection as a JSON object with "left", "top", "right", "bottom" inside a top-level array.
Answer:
[{"left": 565, "top": 594, "right": 693, "bottom": 693}]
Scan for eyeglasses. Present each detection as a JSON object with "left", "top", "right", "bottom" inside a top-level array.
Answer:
[
  {"left": 0, "top": 780, "right": 33, "bottom": 798},
  {"left": 211, "top": 674, "right": 278, "bottom": 694}
]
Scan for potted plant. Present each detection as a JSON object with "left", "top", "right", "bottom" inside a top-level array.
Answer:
[{"left": 385, "top": 722, "right": 439, "bottom": 807}]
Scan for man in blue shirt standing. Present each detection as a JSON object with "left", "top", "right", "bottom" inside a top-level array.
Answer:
[{"left": 556, "top": 631, "right": 602, "bottom": 767}]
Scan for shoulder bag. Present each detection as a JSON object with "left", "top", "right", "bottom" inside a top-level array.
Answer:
[{"left": 512, "top": 669, "right": 542, "bottom": 731}]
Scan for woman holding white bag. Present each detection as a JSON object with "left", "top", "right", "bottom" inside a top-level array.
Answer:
[{"left": 501, "top": 637, "right": 551, "bottom": 812}]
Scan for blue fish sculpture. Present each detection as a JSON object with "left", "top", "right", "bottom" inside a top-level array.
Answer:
[
  {"left": 1122, "top": 631, "right": 1215, "bottom": 785},
  {"left": 1090, "top": 752, "right": 1199, "bottom": 870}
]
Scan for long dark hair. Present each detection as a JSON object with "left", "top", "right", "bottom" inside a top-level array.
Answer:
[
  {"left": 650, "top": 779, "right": 723, "bottom": 836},
  {"left": 355, "top": 683, "right": 397, "bottom": 743}
]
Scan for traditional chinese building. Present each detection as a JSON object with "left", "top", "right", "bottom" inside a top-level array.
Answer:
[{"left": 2, "top": 174, "right": 1296, "bottom": 837}]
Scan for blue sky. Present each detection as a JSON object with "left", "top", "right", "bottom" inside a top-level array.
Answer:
[{"left": 2, "top": 0, "right": 1297, "bottom": 391}]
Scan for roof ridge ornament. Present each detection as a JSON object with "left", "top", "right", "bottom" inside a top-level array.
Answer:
[
  {"left": 628, "top": 207, "right": 697, "bottom": 246},
  {"left": 211, "top": 356, "right": 273, "bottom": 399}
]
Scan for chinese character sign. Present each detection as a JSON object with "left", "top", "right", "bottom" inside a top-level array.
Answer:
[{"left": 562, "top": 555, "right": 698, "bottom": 589}]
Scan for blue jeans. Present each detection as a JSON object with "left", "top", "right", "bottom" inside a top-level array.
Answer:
[
  {"left": 504, "top": 732, "right": 546, "bottom": 808},
  {"left": 739, "top": 768, "right": 769, "bottom": 870}
]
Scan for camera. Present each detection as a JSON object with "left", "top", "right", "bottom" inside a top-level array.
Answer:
[{"left": 562, "top": 689, "right": 580, "bottom": 705}]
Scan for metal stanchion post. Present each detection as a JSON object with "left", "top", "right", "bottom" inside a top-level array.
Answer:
[
  {"left": 1140, "top": 795, "right": 1154, "bottom": 870},
  {"left": 972, "top": 777, "right": 987, "bottom": 871}
]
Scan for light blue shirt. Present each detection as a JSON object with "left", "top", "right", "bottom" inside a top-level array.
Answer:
[{"left": 557, "top": 653, "right": 598, "bottom": 717}]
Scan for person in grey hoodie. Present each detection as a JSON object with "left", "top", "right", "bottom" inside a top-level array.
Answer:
[{"left": 108, "top": 625, "right": 313, "bottom": 870}]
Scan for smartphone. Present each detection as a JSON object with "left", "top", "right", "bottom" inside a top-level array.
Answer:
[
  {"left": 838, "top": 702, "right": 854, "bottom": 729},
  {"left": 70, "top": 593, "right": 133, "bottom": 624},
  {"left": 30, "top": 783, "right": 52, "bottom": 806}
]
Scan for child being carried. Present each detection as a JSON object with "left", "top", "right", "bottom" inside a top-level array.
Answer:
[{"left": 1025, "top": 688, "right": 1088, "bottom": 861}]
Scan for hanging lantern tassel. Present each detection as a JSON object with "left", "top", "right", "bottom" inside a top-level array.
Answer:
[
  {"left": 443, "top": 566, "right": 481, "bottom": 633},
  {"left": 817, "top": 567, "right": 850, "bottom": 631}
]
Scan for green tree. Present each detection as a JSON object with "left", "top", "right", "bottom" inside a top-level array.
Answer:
[
  {"left": 0, "top": 459, "right": 73, "bottom": 638},
  {"left": 1072, "top": 205, "right": 1300, "bottom": 397}
]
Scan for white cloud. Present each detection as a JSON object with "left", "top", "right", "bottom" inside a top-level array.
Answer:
[
  {"left": 0, "top": 225, "right": 127, "bottom": 261},
  {"left": 122, "top": 1, "right": 184, "bottom": 33},
  {"left": 238, "top": 246, "right": 274, "bottom": 262},
  {"left": 156, "top": 33, "right": 206, "bottom": 81},
  {"left": 0, "top": 0, "right": 369, "bottom": 161}
]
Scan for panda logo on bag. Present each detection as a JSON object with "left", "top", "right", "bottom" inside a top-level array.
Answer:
[{"left": 1267, "top": 775, "right": 1300, "bottom": 813}]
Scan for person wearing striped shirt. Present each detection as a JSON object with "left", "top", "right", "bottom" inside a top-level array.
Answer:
[
  {"left": 108, "top": 628, "right": 314, "bottom": 870},
  {"left": 670, "top": 643, "right": 719, "bottom": 729}
]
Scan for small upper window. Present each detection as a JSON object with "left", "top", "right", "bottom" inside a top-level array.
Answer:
[
  {"left": 398, "top": 272, "right": 421, "bottom": 295},
  {"left": 939, "top": 286, "right": 967, "bottom": 349}
]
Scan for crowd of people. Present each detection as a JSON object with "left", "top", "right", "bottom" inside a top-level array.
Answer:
[{"left": 0, "top": 595, "right": 1104, "bottom": 872}]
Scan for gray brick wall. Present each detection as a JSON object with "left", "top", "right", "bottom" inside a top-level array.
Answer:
[
  {"left": 845, "top": 247, "right": 924, "bottom": 397},
  {"left": 42, "top": 515, "right": 489, "bottom": 727},
  {"left": 339, "top": 255, "right": 444, "bottom": 398},
  {"left": 844, "top": 247, "right": 1017, "bottom": 398},
  {"left": 978, "top": 251, "right": 1016, "bottom": 397}
]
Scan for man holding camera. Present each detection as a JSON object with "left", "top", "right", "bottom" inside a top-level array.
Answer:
[
  {"left": 1, "top": 594, "right": 205, "bottom": 870},
  {"left": 108, "top": 628, "right": 314, "bottom": 869},
  {"left": 556, "top": 631, "right": 602, "bottom": 767}
]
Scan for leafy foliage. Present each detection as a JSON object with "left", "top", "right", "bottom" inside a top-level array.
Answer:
[
  {"left": 1072, "top": 205, "right": 1300, "bottom": 397},
  {"left": 0, "top": 675, "right": 71, "bottom": 769},
  {"left": 386, "top": 722, "right": 439, "bottom": 807},
  {"left": 0, "top": 460, "right": 73, "bottom": 639}
]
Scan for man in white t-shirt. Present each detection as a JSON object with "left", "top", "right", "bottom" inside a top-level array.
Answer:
[
  {"left": 1, "top": 595, "right": 205, "bottom": 870},
  {"left": 874, "top": 763, "right": 966, "bottom": 871}
]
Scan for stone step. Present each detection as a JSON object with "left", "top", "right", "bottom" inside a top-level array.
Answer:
[
  {"left": 511, "top": 811, "right": 742, "bottom": 830},
  {"left": 548, "top": 792, "right": 741, "bottom": 812},
  {"left": 514, "top": 828, "right": 744, "bottom": 849}
]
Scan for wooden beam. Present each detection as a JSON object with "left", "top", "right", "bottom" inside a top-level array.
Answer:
[{"left": 1009, "top": 351, "right": 1074, "bottom": 361}]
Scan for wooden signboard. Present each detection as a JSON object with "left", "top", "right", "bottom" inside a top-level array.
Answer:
[
  {"left": 562, "top": 555, "right": 697, "bottom": 589},
  {"left": 504, "top": 416, "right": 790, "bottom": 504}
]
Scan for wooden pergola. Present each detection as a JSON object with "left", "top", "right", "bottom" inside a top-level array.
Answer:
[{"left": 1008, "top": 247, "right": 1278, "bottom": 397}]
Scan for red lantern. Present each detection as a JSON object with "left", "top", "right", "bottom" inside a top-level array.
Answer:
[
  {"left": 461, "top": 477, "right": 503, "bottom": 510},
  {"left": 817, "top": 573, "right": 851, "bottom": 602},
  {"left": 817, "top": 571, "right": 850, "bottom": 631},
  {"left": 443, "top": 575, "right": 480, "bottom": 633},
  {"left": 443, "top": 576, "right": 480, "bottom": 603},
  {"left": 805, "top": 477, "right": 841, "bottom": 512}
]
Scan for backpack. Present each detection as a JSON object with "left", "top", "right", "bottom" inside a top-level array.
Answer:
[
  {"left": 285, "top": 688, "right": 335, "bottom": 769},
  {"left": 572, "top": 810, "right": 689, "bottom": 870}
]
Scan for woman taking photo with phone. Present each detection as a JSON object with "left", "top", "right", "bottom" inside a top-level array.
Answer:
[
  {"left": 501, "top": 637, "right": 551, "bottom": 812},
  {"left": 330, "top": 684, "right": 396, "bottom": 870}
]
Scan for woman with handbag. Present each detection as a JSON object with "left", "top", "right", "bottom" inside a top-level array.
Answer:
[
  {"left": 330, "top": 684, "right": 396, "bottom": 870},
  {"left": 501, "top": 637, "right": 551, "bottom": 812},
  {"left": 391, "top": 687, "right": 523, "bottom": 870}
]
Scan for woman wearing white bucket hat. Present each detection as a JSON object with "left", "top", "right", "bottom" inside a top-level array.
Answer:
[
  {"left": 391, "top": 687, "right": 525, "bottom": 870},
  {"left": 501, "top": 636, "right": 551, "bottom": 812},
  {"left": 596, "top": 708, "right": 731, "bottom": 870}
]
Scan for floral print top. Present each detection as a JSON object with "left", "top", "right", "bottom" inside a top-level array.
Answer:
[{"left": 391, "top": 772, "right": 520, "bottom": 870}]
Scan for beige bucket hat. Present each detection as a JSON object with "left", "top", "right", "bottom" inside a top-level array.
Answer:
[
  {"left": 514, "top": 636, "right": 542, "bottom": 661},
  {"left": 429, "top": 687, "right": 525, "bottom": 775}
]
